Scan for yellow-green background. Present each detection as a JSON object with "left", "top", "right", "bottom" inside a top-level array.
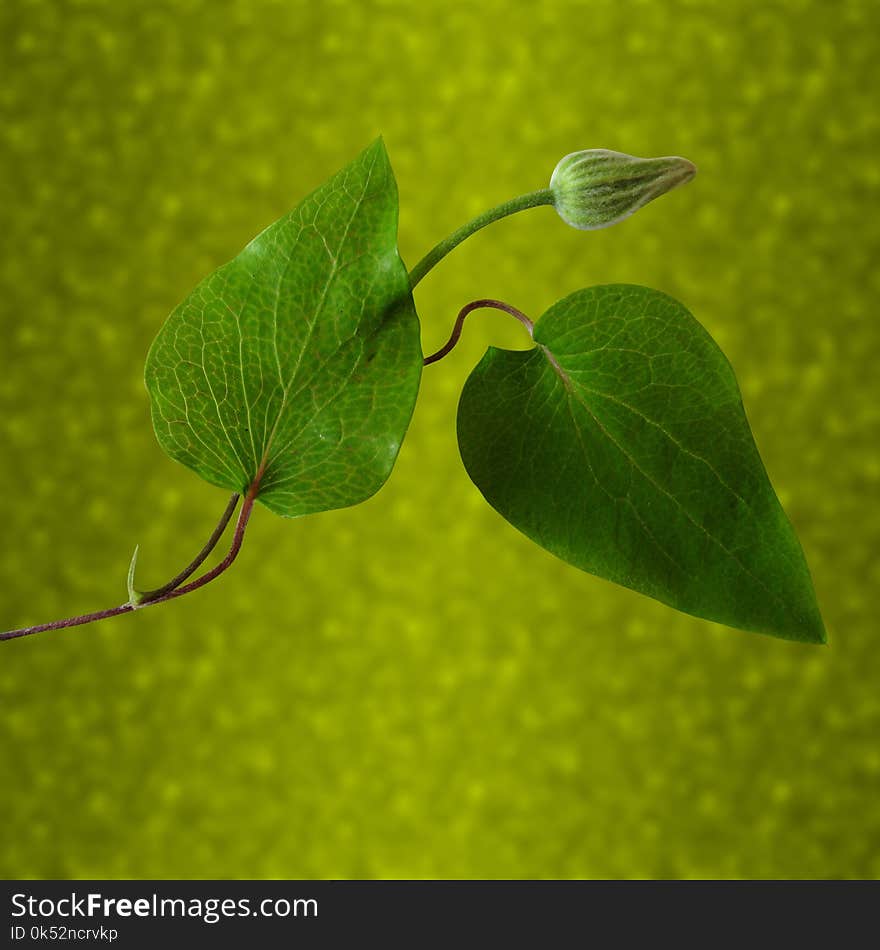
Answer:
[{"left": 1, "top": 0, "right": 878, "bottom": 879}]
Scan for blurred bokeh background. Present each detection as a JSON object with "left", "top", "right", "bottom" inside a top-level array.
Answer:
[{"left": 1, "top": 0, "right": 878, "bottom": 879}]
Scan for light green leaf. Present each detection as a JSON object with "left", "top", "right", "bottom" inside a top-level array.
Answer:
[
  {"left": 145, "top": 138, "right": 422, "bottom": 517},
  {"left": 457, "top": 284, "right": 825, "bottom": 642}
]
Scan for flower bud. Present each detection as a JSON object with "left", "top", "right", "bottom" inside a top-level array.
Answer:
[{"left": 549, "top": 149, "right": 696, "bottom": 230}]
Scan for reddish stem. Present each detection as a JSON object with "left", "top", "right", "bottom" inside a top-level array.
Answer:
[
  {"left": 137, "top": 492, "right": 240, "bottom": 603},
  {"left": 0, "top": 602, "right": 136, "bottom": 642},
  {"left": 1, "top": 478, "right": 261, "bottom": 643},
  {"left": 156, "top": 489, "right": 256, "bottom": 603},
  {"left": 423, "top": 298, "right": 534, "bottom": 366}
]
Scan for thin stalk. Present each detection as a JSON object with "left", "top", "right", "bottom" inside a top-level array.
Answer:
[
  {"left": 408, "top": 189, "right": 554, "bottom": 290},
  {"left": 0, "top": 485, "right": 259, "bottom": 643},
  {"left": 0, "top": 602, "right": 136, "bottom": 643},
  {"left": 156, "top": 489, "right": 255, "bottom": 603},
  {"left": 135, "top": 492, "right": 240, "bottom": 603},
  {"left": 423, "top": 299, "right": 534, "bottom": 366}
]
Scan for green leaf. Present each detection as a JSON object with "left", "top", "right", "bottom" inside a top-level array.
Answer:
[
  {"left": 145, "top": 138, "right": 422, "bottom": 518},
  {"left": 457, "top": 284, "right": 825, "bottom": 643}
]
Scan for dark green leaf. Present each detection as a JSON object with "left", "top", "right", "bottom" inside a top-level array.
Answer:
[
  {"left": 457, "top": 284, "right": 825, "bottom": 642},
  {"left": 145, "top": 138, "right": 422, "bottom": 517}
]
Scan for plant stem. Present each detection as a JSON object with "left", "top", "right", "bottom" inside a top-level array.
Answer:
[
  {"left": 0, "top": 602, "right": 136, "bottom": 643},
  {"left": 135, "top": 492, "right": 240, "bottom": 603},
  {"left": 423, "top": 299, "right": 534, "bottom": 366},
  {"left": 0, "top": 485, "right": 258, "bottom": 643},
  {"left": 407, "top": 189, "right": 554, "bottom": 290},
  {"left": 157, "top": 488, "right": 256, "bottom": 603}
]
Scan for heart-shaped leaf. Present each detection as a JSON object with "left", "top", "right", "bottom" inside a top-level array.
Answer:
[
  {"left": 457, "top": 284, "right": 825, "bottom": 642},
  {"left": 145, "top": 138, "right": 422, "bottom": 517}
]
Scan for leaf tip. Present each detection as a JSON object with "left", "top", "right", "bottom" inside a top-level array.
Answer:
[
  {"left": 367, "top": 134, "right": 389, "bottom": 158},
  {"left": 779, "top": 608, "right": 828, "bottom": 646},
  {"left": 812, "top": 618, "right": 829, "bottom": 646},
  {"left": 789, "top": 585, "right": 828, "bottom": 646}
]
